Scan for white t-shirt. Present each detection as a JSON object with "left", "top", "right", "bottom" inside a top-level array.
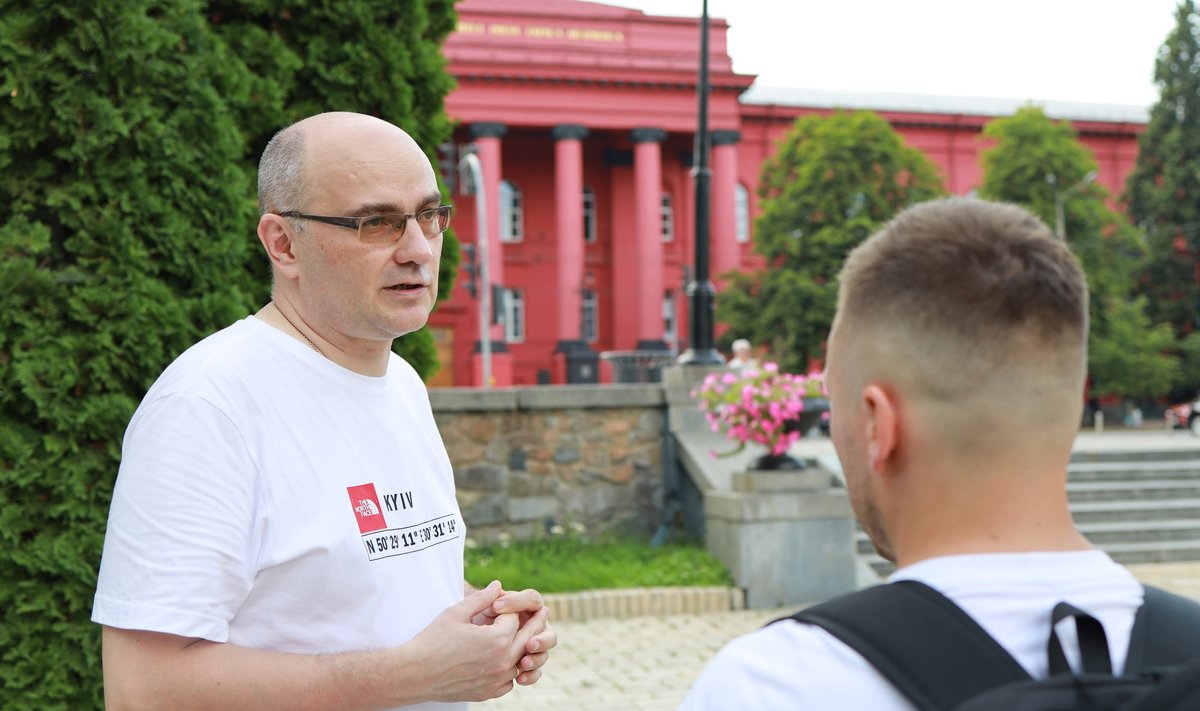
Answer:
[
  {"left": 93, "top": 317, "right": 466, "bottom": 711},
  {"left": 680, "top": 550, "right": 1144, "bottom": 710}
]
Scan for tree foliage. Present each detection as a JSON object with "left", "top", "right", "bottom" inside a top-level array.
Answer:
[
  {"left": 0, "top": 3, "right": 258, "bottom": 706},
  {"left": 0, "top": 2, "right": 458, "bottom": 707},
  {"left": 717, "top": 111, "right": 945, "bottom": 373},
  {"left": 206, "top": 0, "right": 460, "bottom": 374},
  {"left": 979, "top": 106, "right": 1179, "bottom": 398},
  {"left": 1125, "top": 0, "right": 1200, "bottom": 392}
]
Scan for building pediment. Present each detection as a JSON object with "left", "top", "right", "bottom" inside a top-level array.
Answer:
[{"left": 448, "top": 0, "right": 754, "bottom": 90}]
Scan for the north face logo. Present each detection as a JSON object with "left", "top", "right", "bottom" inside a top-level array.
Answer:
[{"left": 346, "top": 483, "right": 387, "bottom": 534}]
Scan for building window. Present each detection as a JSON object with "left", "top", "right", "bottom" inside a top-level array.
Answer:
[
  {"left": 660, "top": 192, "right": 674, "bottom": 242},
  {"left": 735, "top": 183, "right": 750, "bottom": 244},
  {"left": 581, "top": 288, "right": 598, "bottom": 343},
  {"left": 583, "top": 185, "right": 597, "bottom": 243},
  {"left": 499, "top": 179, "right": 523, "bottom": 243},
  {"left": 663, "top": 290, "right": 677, "bottom": 347},
  {"left": 503, "top": 288, "right": 524, "bottom": 343}
]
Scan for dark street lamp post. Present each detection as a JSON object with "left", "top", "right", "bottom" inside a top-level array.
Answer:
[{"left": 678, "top": 0, "right": 724, "bottom": 366}]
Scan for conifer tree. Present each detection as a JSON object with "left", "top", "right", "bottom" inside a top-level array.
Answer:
[
  {"left": 717, "top": 111, "right": 944, "bottom": 373},
  {"left": 207, "top": 0, "right": 460, "bottom": 375},
  {"left": 1125, "top": 0, "right": 1200, "bottom": 393},
  {"left": 0, "top": 2, "right": 460, "bottom": 706},
  {"left": 980, "top": 106, "right": 1179, "bottom": 398},
  {"left": 0, "top": 3, "right": 259, "bottom": 706}
]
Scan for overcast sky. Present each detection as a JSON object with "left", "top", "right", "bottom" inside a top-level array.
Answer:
[{"left": 600, "top": 0, "right": 1184, "bottom": 107}]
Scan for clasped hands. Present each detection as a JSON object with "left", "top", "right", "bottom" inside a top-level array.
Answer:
[
  {"left": 414, "top": 579, "right": 558, "bottom": 703},
  {"left": 470, "top": 580, "right": 556, "bottom": 687}
]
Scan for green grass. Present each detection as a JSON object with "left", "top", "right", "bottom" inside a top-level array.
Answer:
[{"left": 464, "top": 529, "right": 733, "bottom": 594}]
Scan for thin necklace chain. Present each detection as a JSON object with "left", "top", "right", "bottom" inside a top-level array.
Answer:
[{"left": 272, "top": 301, "right": 324, "bottom": 357}]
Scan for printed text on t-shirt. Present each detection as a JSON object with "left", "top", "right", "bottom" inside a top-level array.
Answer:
[
  {"left": 362, "top": 514, "right": 459, "bottom": 561},
  {"left": 346, "top": 482, "right": 461, "bottom": 561}
]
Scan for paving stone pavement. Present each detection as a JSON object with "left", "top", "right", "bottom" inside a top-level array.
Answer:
[{"left": 472, "top": 562, "right": 1200, "bottom": 711}]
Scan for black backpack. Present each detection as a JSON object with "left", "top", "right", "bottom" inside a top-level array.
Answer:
[{"left": 782, "top": 580, "right": 1200, "bottom": 711}]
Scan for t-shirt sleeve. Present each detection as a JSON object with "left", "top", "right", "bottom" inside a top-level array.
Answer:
[{"left": 92, "top": 393, "right": 260, "bottom": 642}]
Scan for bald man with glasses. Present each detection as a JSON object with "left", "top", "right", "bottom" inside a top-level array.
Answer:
[{"left": 93, "top": 112, "right": 556, "bottom": 710}]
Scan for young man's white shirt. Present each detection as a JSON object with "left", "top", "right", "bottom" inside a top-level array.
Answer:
[
  {"left": 680, "top": 550, "right": 1144, "bottom": 710},
  {"left": 93, "top": 317, "right": 466, "bottom": 711}
]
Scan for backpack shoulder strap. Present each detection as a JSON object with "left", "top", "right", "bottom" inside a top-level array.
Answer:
[
  {"left": 782, "top": 580, "right": 1030, "bottom": 711},
  {"left": 1125, "top": 584, "right": 1200, "bottom": 671}
]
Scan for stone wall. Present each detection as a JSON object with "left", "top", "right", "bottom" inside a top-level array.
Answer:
[{"left": 430, "top": 385, "right": 667, "bottom": 543}]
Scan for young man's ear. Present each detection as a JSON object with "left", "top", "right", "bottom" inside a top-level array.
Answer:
[
  {"left": 257, "top": 214, "right": 299, "bottom": 279},
  {"left": 862, "top": 384, "right": 899, "bottom": 474}
]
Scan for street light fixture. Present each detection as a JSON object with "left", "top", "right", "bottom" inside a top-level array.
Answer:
[
  {"left": 459, "top": 149, "right": 493, "bottom": 388},
  {"left": 1046, "top": 170, "right": 1097, "bottom": 239}
]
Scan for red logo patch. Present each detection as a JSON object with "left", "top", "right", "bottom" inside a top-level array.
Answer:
[{"left": 347, "top": 483, "right": 387, "bottom": 534}]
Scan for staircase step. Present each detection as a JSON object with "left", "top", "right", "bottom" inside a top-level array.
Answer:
[
  {"left": 1068, "top": 461, "right": 1200, "bottom": 482},
  {"left": 1071, "top": 448, "right": 1200, "bottom": 464},
  {"left": 1067, "top": 480, "right": 1200, "bottom": 503},
  {"left": 1080, "top": 519, "right": 1200, "bottom": 545},
  {"left": 857, "top": 518, "right": 1200, "bottom": 550},
  {"left": 855, "top": 532, "right": 876, "bottom": 556},
  {"left": 855, "top": 449, "right": 1200, "bottom": 574},
  {"left": 1096, "top": 539, "right": 1200, "bottom": 565},
  {"left": 1070, "top": 498, "right": 1200, "bottom": 524},
  {"left": 867, "top": 555, "right": 895, "bottom": 578},
  {"left": 862, "top": 542, "right": 1200, "bottom": 578}
]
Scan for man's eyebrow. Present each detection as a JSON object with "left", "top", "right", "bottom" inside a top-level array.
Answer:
[
  {"left": 417, "top": 191, "right": 444, "bottom": 208},
  {"left": 350, "top": 193, "right": 444, "bottom": 216}
]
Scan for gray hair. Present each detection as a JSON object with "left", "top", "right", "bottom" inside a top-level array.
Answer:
[{"left": 257, "top": 122, "right": 309, "bottom": 227}]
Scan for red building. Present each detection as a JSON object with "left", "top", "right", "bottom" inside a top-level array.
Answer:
[{"left": 427, "top": 0, "right": 1147, "bottom": 387}]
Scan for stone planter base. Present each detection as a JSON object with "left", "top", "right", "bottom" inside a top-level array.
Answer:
[{"left": 706, "top": 461, "right": 855, "bottom": 608}]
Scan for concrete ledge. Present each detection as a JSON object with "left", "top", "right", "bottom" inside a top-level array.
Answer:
[
  {"left": 430, "top": 384, "right": 664, "bottom": 412},
  {"left": 732, "top": 468, "right": 833, "bottom": 493},
  {"left": 543, "top": 585, "right": 746, "bottom": 621},
  {"left": 430, "top": 388, "right": 520, "bottom": 412},
  {"left": 517, "top": 384, "right": 665, "bottom": 409},
  {"left": 706, "top": 489, "right": 853, "bottom": 521},
  {"left": 661, "top": 364, "right": 726, "bottom": 388}
]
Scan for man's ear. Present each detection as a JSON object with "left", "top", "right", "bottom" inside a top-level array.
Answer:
[
  {"left": 257, "top": 214, "right": 300, "bottom": 279},
  {"left": 862, "top": 384, "right": 899, "bottom": 475}
]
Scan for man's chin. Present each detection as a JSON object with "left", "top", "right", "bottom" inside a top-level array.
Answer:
[{"left": 381, "top": 312, "right": 432, "bottom": 340}]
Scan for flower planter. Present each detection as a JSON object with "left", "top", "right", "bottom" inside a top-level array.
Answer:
[
  {"left": 692, "top": 363, "right": 828, "bottom": 464},
  {"left": 752, "top": 451, "right": 807, "bottom": 470},
  {"left": 751, "top": 398, "right": 830, "bottom": 470}
]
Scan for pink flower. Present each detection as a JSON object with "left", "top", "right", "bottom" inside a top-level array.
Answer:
[{"left": 691, "top": 362, "right": 825, "bottom": 459}]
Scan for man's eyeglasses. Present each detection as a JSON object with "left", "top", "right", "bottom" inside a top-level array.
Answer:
[{"left": 278, "top": 205, "right": 453, "bottom": 243}]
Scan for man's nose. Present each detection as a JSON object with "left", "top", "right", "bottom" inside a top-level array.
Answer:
[{"left": 392, "top": 220, "right": 434, "bottom": 264}]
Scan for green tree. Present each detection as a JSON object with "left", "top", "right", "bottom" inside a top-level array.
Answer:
[
  {"left": 718, "top": 111, "right": 945, "bottom": 373},
  {"left": 1126, "top": 0, "right": 1200, "bottom": 391},
  {"left": 979, "top": 106, "right": 1178, "bottom": 398},
  {"left": 1090, "top": 298, "right": 1181, "bottom": 396},
  {"left": 0, "top": 3, "right": 260, "bottom": 707},
  {"left": 207, "top": 0, "right": 460, "bottom": 375},
  {"left": 0, "top": 2, "right": 460, "bottom": 707}
]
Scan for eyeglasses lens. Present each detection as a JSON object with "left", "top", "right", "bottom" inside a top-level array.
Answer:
[{"left": 357, "top": 207, "right": 452, "bottom": 243}]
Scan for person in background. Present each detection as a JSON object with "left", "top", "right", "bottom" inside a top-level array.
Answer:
[{"left": 727, "top": 338, "right": 759, "bottom": 373}]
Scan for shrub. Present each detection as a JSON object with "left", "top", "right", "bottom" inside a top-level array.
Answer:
[{"left": 0, "top": 1, "right": 458, "bottom": 706}]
